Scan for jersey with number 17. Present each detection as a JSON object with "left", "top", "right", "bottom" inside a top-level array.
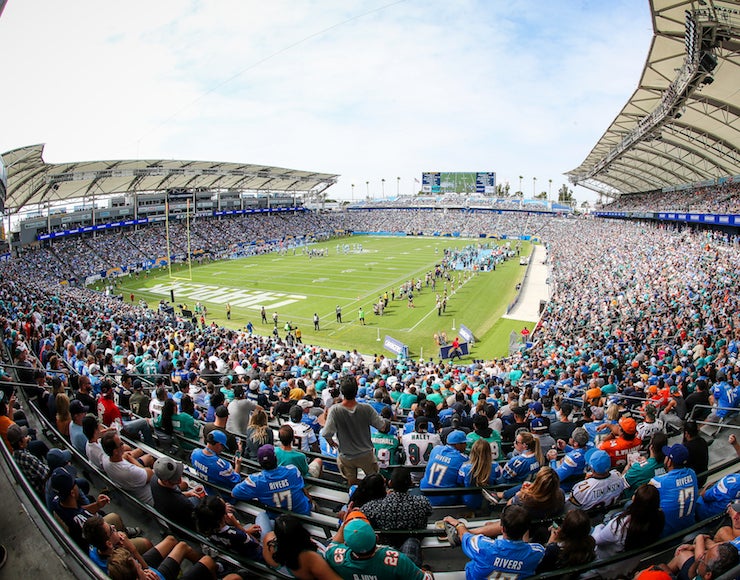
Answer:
[
  {"left": 650, "top": 467, "right": 699, "bottom": 537},
  {"left": 232, "top": 464, "right": 311, "bottom": 515},
  {"left": 420, "top": 445, "right": 468, "bottom": 506}
]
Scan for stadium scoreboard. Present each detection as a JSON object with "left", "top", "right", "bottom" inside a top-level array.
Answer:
[{"left": 421, "top": 172, "right": 496, "bottom": 194}]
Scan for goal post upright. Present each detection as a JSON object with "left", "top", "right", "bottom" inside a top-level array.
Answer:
[
  {"left": 165, "top": 197, "right": 193, "bottom": 282},
  {"left": 186, "top": 197, "right": 193, "bottom": 280},
  {"left": 165, "top": 199, "right": 173, "bottom": 279}
]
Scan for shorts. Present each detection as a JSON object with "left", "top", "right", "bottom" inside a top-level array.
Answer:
[
  {"left": 143, "top": 548, "right": 211, "bottom": 580},
  {"left": 308, "top": 458, "right": 323, "bottom": 478},
  {"left": 337, "top": 450, "right": 379, "bottom": 481},
  {"left": 677, "top": 557, "right": 695, "bottom": 580}
]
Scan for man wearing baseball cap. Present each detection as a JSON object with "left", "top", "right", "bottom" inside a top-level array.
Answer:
[
  {"left": 190, "top": 429, "right": 243, "bottom": 490},
  {"left": 7, "top": 423, "right": 49, "bottom": 496},
  {"left": 325, "top": 518, "right": 432, "bottom": 580},
  {"left": 152, "top": 457, "right": 201, "bottom": 529},
  {"left": 597, "top": 415, "right": 642, "bottom": 469},
  {"left": 69, "top": 399, "right": 89, "bottom": 455},
  {"left": 420, "top": 429, "right": 468, "bottom": 506},
  {"left": 650, "top": 443, "right": 699, "bottom": 537},
  {"left": 547, "top": 426, "right": 589, "bottom": 491},
  {"left": 50, "top": 467, "right": 146, "bottom": 552},
  {"left": 232, "top": 444, "right": 312, "bottom": 527},
  {"left": 568, "top": 449, "right": 625, "bottom": 510}
]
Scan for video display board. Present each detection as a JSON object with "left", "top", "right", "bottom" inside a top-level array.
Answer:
[{"left": 421, "top": 172, "right": 496, "bottom": 194}]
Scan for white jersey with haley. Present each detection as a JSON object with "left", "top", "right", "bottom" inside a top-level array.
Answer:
[{"left": 401, "top": 432, "right": 442, "bottom": 468}]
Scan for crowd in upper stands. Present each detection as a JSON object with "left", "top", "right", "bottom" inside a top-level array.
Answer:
[
  {"left": 601, "top": 181, "right": 740, "bottom": 214},
  {"left": 1, "top": 196, "right": 740, "bottom": 579}
]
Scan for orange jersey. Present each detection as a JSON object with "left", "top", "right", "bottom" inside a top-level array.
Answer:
[{"left": 599, "top": 436, "right": 642, "bottom": 468}]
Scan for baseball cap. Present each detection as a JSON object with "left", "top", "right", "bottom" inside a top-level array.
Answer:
[
  {"left": 343, "top": 518, "right": 377, "bottom": 554},
  {"left": 132, "top": 379, "right": 143, "bottom": 390},
  {"left": 297, "top": 399, "right": 314, "bottom": 409},
  {"left": 289, "top": 405, "right": 303, "bottom": 422},
  {"left": 447, "top": 430, "right": 467, "bottom": 445},
  {"left": 662, "top": 443, "right": 689, "bottom": 466},
  {"left": 154, "top": 457, "right": 184, "bottom": 484},
  {"left": 529, "top": 401, "right": 543, "bottom": 414},
  {"left": 619, "top": 417, "right": 637, "bottom": 435},
  {"left": 415, "top": 416, "right": 429, "bottom": 432},
  {"left": 586, "top": 387, "right": 602, "bottom": 400},
  {"left": 69, "top": 400, "right": 88, "bottom": 415},
  {"left": 47, "top": 448, "right": 72, "bottom": 470},
  {"left": 571, "top": 427, "right": 589, "bottom": 448},
  {"left": 50, "top": 467, "right": 76, "bottom": 498},
  {"left": 6, "top": 424, "right": 28, "bottom": 446},
  {"left": 248, "top": 380, "right": 260, "bottom": 391},
  {"left": 588, "top": 450, "right": 612, "bottom": 474},
  {"left": 210, "top": 430, "right": 228, "bottom": 446},
  {"left": 731, "top": 500, "right": 740, "bottom": 513},
  {"left": 257, "top": 444, "right": 277, "bottom": 468},
  {"left": 530, "top": 417, "right": 548, "bottom": 432}
]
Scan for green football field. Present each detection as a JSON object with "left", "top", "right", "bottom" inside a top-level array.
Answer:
[{"left": 110, "top": 236, "right": 532, "bottom": 360}]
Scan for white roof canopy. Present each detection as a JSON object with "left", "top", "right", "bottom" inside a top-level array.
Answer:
[
  {"left": 1, "top": 144, "right": 338, "bottom": 214},
  {"left": 567, "top": 0, "right": 740, "bottom": 198}
]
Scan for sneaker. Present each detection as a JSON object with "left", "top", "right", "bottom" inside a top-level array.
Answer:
[
  {"left": 481, "top": 488, "right": 500, "bottom": 506},
  {"left": 444, "top": 521, "right": 461, "bottom": 547},
  {"left": 125, "top": 526, "right": 143, "bottom": 538}
]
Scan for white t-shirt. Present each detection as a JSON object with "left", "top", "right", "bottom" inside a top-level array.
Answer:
[
  {"left": 102, "top": 456, "right": 153, "bottom": 505},
  {"left": 592, "top": 513, "right": 629, "bottom": 560},
  {"left": 86, "top": 441, "right": 105, "bottom": 470}
]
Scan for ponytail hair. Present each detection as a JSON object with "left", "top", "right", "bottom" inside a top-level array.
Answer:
[{"left": 520, "top": 431, "right": 544, "bottom": 466}]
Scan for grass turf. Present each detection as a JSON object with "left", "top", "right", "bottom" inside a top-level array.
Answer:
[{"left": 109, "top": 236, "right": 533, "bottom": 360}]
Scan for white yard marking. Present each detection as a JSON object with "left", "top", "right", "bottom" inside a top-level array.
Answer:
[{"left": 146, "top": 281, "right": 306, "bottom": 309}]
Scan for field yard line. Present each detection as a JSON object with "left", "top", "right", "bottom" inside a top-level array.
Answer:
[{"left": 407, "top": 272, "right": 474, "bottom": 332}]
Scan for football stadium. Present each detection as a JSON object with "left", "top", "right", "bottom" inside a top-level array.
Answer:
[{"left": 1, "top": 1, "right": 740, "bottom": 579}]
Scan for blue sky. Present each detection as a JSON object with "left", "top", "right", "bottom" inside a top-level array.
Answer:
[{"left": 0, "top": 0, "right": 653, "bottom": 204}]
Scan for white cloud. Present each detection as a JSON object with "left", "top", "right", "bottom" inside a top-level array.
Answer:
[{"left": 0, "top": 0, "right": 652, "bottom": 203}]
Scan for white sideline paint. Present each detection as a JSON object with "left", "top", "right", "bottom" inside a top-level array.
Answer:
[{"left": 146, "top": 281, "right": 306, "bottom": 309}]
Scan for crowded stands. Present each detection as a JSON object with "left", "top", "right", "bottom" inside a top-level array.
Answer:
[{"left": 1, "top": 200, "right": 740, "bottom": 580}]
